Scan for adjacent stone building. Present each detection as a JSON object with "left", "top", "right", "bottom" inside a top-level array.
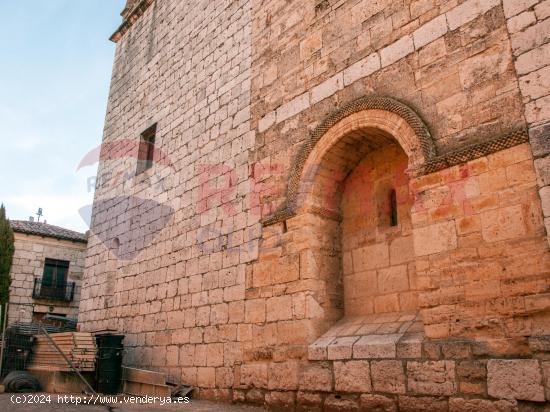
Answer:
[
  {"left": 79, "top": 0, "right": 550, "bottom": 409},
  {"left": 9, "top": 221, "right": 87, "bottom": 325}
]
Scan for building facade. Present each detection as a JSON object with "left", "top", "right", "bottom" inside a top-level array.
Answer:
[
  {"left": 9, "top": 221, "right": 87, "bottom": 325},
  {"left": 79, "top": 0, "right": 550, "bottom": 409}
]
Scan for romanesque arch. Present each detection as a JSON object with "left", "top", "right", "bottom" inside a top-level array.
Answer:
[
  {"left": 264, "top": 96, "right": 436, "bottom": 225},
  {"left": 278, "top": 96, "right": 437, "bottom": 323}
]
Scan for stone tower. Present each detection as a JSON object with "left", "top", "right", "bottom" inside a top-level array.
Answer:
[{"left": 79, "top": 0, "right": 550, "bottom": 409}]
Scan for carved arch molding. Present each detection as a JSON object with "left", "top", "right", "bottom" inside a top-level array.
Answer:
[{"left": 262, "top": 95, "right": 529, "bottom": 226}]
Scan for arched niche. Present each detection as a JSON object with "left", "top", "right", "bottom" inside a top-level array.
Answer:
[{"left": 282, "top": 96, "right": 436, "bottom": 329}]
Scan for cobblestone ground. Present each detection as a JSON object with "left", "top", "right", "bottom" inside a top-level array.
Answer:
[{"left": 0, "top": 394, "right": 265, "bottom": 411}]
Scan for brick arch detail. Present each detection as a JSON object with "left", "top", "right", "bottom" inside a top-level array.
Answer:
[{"left": 263, "top": 96, "right": 436, "bottom": 225}]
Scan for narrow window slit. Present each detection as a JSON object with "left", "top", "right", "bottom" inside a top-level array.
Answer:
[
  {"left": 390, "top": 189, "right": 398, "bottom": 227},
  {"left": 136, "top": 123, "right": 157, "bottom": 175}
]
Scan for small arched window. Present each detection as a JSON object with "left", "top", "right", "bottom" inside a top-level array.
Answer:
[{"left": 390, "top": 189, "right": 398, "bottom": 227}]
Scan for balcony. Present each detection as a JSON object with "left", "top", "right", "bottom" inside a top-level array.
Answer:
[{"left": 32, "top": 278, "right": 75, "bottom": 302}]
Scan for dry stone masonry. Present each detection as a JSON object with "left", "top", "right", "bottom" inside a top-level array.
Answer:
[{"left": 79, "top": 0, "right": 550, "bottom": 410}]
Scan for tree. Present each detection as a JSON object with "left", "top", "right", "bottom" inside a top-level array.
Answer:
[{"left": 0, "top": 204, "right": 14, "bottom": 312}]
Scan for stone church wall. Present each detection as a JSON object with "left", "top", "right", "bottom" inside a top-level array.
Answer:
[{"left": 79, "top": 0, "right": 550, "bottom": 409}]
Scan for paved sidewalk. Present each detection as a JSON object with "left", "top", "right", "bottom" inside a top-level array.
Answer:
[{"left": 0, "top": 393, "right": 265, "bottom": 411}]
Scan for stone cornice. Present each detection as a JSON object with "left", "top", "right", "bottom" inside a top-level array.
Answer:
[
  {"left": 110, "top": 0, "right": 155, "bottom": 43},
  {"left": 262, "top": 123, "right": 529, "bottom": 227},
  {"left": 423, "top": 128, "right": 529, "bottom": 175}
]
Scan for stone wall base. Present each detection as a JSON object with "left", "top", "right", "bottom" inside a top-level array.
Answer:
[
  {"left": 196, "top": 389, "right": 549, "bottom": 411},
  {"left": 193, "top": 336, "right": 550, "bottom": 411}
]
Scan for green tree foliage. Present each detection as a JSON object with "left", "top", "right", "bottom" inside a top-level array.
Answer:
[{"left": 0, "top": 204, "right": 14, "bottom": 306}]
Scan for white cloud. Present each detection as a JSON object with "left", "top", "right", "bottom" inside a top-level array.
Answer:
[
  {"left": 11, "top": 136, "right": 41, "bottom": 152},
  {"left": 4, "top": 192, "right": 92, "bottom": 233}
]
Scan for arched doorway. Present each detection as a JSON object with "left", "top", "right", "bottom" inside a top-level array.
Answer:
[{"left": 282, "top": 96, "right": 436, "bottom": 334}]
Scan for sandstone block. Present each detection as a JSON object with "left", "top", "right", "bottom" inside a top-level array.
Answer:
[
  {"left": 525, "top": 292, "right": 550, "bottom": 312},
  {"left": 481, "top": 205, "right": 527, "bottom": 242},
  {"left": 334, "top": 360, "right": 372, "bottom": 393},
  {"left": 487, "top": 359, "right": 545, "bottom": 401},
  {"left": 210, "top": 303, "right": 228, "bottom": 325},
  {"left": 456, "top": 360, "right": 487, "bottom": 381},
  {"left": 459, "top": 45, "right": 511, "bottom": 90},
  {"left": 324, "top": 394, "right": 360, "bottom": 412},
  {"left": 223, "top": 342, "right": 242, "bottom": 366},
  {"left": 300, "top": 31, "right": 322, "bottom": 60},
  {"left": 529, "top": 336, "right": 550, "bottom": 352},
  {"left": 413, "top": 221, "right": 457, "bottom": 256},
  {"left": 308, "top": 336, "right": 334, "bottom": 360},
  {"left": 371, "top": 360, "right": 406, "bottom": 394},
  {"left": 343, "top": 251, "right": 353, "bottom": 275},
  {"left": 506, "top": 160, "right": 537, "bottom": 186},
  {"left": 413, "top": 15, "right": 448, "bottom": 50},
  {"left": 396, "top": 333, "right": 423, "bottom": 358},
  {"left": 196, "top": 367, "right": 216, "bottom": 388},
  {"left": 234, "top": 105, "right": 250, "bottom": 125},
  {"left": 166, "top": 345, "right": 179, "bottom": 366},
  {"left": 299, "top": 362, "right": 333, "bottom": 392},
  {"left": 516, "top": 41, "right": 550, "bottom": 75},
  {"left": 536, "top": 0, "right": 550, "bottom": 20},
  {"left": 407, "top": 361, "right": 457, "bottom": 396},
  {"left": 359, "top": 394, "right": 397, "bottom": 412},
  {"left": 297, "top": 391, "right": 323, "bottom": 412},
  {"left": 258, "top": 111, "right": 275, "bottom": 133},
  {"left": 534, "top": 156, "right": 550, "bottom": 187},
  {"left": 378, "top": 265, "right": 409, "bottom": 294},
  {"left": 543, "top": 361, "right": 550, "bottom": 401},
  {"left": 398, "top": 395, "right": 449, "bottom": 412},
  {"left": 488, "top": 144, "right": 533, "bottom": 168},
  {"left": 179, "top": 345, "right": 195, "bottom": 366},
  {"left": 206, "top": 343, "right": 224, "bottom": 367},
  {"left": 181, "top": 367, "right": 197, "bottom": 387},
  {"left": 329, "top": 336, "right": 359, "bottom": 360},
  {"left": 511, "top": 18, "right": 550, "bottom": 56},
  {"left": 353, "top": 334, "right": 401, "bottom": 359},
  {"left": 353, "top": 243, "right": 389, "bottom": 271},
  {"left": 228, "top": 301, "right": 245, "bottom": 324},
  {"left": 268, "top": 361, "right": 300, "bottom": 390},
  {"left": 194, "top": 345, "right": 207, "bottom": 366},
  {"left": 442, "top": 341, "right": 472, "bottom": 360},
  {"left": 273, "top": 254, "right": 300, "bottom": 284},
  {"left": 503, "top": 0, "right": 538, "bottom": 18},
  {"left": 245, "top": 388, "right": 265, "bottom": 404},
  {"left": 507, "top": 11, "right": 536, "bottom": 34},
  {"left": 381, "top": 36, "right": 414, "bottom": 67},
  {"left": 311, "top": 72, "right": 343, "bottom": 105},
  {"left": 541, "top": 186, "right": 550, "bottom": 217},
  {"left": 240, "top": 363, "right": 268, "bottom": 388},
  {"left": 215, "top": 367, "right": 234, "bottom": 389},
  {"left": 266, "top": 295, "right": 293, "bottom": 322},
  {"left": 449, "top": 398, "right": 518, "bottom": 412},
  {"left": 390, "top": 236, "right": 415, "bottom": 265},
  {"left": 343, "top": 53, "right": 380, "bottom": 86},
  {"left": 266, "top": 391, "right": 296, "bottom": 411},
  {"left": 418, "top": 38, "right": 446, "bottom": 66},
  {"left": 446, "top": 0, "right": 500, "bottom": 29},
  {"left": 276, "top": 92, "right": 309, "bottom": 124},
  {"left": 526, "top": 95, "right": 550, "bottom": 125},
  {"left": 245, "top": 299, "right": 265, "bottom": 324},
  {"left": 252, "top": 260, "right": 273, "bottom": 287}
]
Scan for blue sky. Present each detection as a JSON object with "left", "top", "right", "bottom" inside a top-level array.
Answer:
[{"left": 0, "top": 1, "right": 126, "bottom": 232}]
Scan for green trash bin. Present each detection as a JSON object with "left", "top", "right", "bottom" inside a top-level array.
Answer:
[{"left": 95, "top": 334, "right": 124, "bottom": 394}]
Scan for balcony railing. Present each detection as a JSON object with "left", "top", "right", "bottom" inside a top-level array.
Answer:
[{"left": 32, "top": 278, "right": 76, "bottom": 302}]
